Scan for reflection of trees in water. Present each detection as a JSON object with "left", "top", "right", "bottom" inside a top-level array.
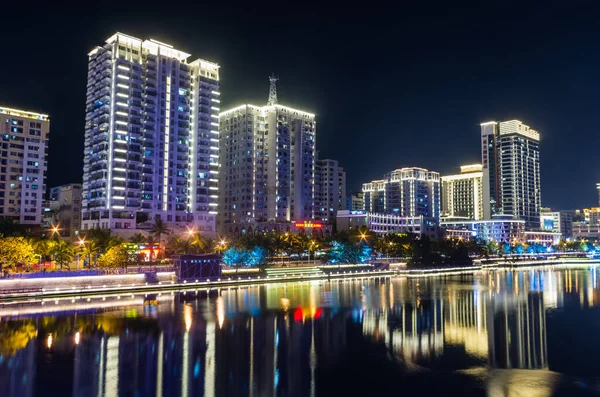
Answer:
[{"left": 0, "top": 321, "right": 37, "bottom": 356}]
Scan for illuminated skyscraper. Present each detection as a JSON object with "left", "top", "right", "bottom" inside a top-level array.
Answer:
[
  {"left": 82, "top": 33, "right": 220, "bottom": 235},
  {"left": 481, "top": 120, "right": 541, "bottom": 228},
  {"left": 362, "top": 167, "right": 440, "bottom": 218},
  {"left": 314, "top": 159, "right": 346, "bottom": 224},
  {"left": 441, "top": 164, "right": 483, "bottom": 220},
  {"left": 0, "top": 107, "right": 49, "bottom": 225},
  {"left": 218, "top": 78, "right": 316, "bottom": 228}
]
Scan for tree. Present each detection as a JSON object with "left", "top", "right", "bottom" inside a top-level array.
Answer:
[
  {"left": 191, "top": 234, "right": 211, "bottom": 253},
  {"left": 0, "top": 217, "right": 24, "bottom": 237},
  {"left": 129, "top": 233, "right": 147, "bottom": 244},
  {"left": 85, "top": 228, "right": 123, "bottom": 253},
  {"left": 0, "top": 237, "right": 36, "bottom": 271},
  {"left": 98, "top": 245, "right": 129, "bottom": 269},
  {"left": 247, "top": 246, "right": 268, "bottom": 267},
  {"left": 222, "top": 247, "right": 248, "bottom": 271},
  {"left": 33, "top": 239, "right": 53, "bottom": 263},
  {"left": 50, "top": 239, "right": 75, "bottom": 271},
  {"left": 149, "top": 218, "right": 171, "bottom": 257},
  {"left": 80, "top": 241, "right": 99, "bottom": 268}
]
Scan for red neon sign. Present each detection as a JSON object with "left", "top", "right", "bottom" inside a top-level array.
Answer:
[{"left": 294, "top": 221, "right": 323, "bottom": 229}]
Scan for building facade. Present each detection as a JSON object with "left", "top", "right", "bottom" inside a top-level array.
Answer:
[
  {"left": 218, "top": 78, "right": 316, "bottom": 229},
  {"left": 362, "top": 167, "right": 440, "bottom": 219},
  {"left": 336, "top": 210, "right": 439, "bottom": 239},
  {"left": 314, "top": 159, "right": 346, "bottom": 224},
  {"left": 441, "top": 164, "right": 483, "bottom": 220},
  {"left": 540, "top": 208, "right": 573, "bottom": 239},
  {"left": 49, "top": 183, "right": 83, "bottom": 239},
  {"left": 82, "top": 33, "right": 220, "bottom": 235},
  {"left": 442, "top": 215, "right": 526, "bottom": 244},
  {"left": 347, "top": 192, "right": 364, "bottom": 211},
  {"left": 481, "top": 120, "right": 541, "bottom": 228},
  {"left": 0, "top": 107, "right": 49, "bottom": 225}
]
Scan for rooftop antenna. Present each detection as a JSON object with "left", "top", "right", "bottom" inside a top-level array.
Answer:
[{"left": 267, "top": 73, "right": 278, "bottom": 106}]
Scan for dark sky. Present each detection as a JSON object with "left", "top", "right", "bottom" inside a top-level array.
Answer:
[{"left": 1, "top": 4, "right": 599, "bottom": 210}]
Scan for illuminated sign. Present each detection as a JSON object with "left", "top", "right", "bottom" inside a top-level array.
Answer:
[{"left": 294, "top": 221, "right": 323, "bottom": 229}]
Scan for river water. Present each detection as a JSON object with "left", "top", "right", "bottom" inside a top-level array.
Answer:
[{"left": 1, "top": 265, "right": 599, "bottom": 396}]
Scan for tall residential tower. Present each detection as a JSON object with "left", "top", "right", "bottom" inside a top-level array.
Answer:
[
  {"left": 481, "top": 120, "right": 541, "bottom": 228},
  {"left": 82, "top": 33, "right": 220, "bottom": 235},
  {"left": 0, "top": 107, "right": 49, "bottom": 225},
  {"left": 314, "top": 159, "right": 346, "bottom": 224},
  {"left": 441, "top": 164, "right": 483, "bottom": 220},
  {"left": 218, "top": 79, "right": 316, "bottom": 230}
]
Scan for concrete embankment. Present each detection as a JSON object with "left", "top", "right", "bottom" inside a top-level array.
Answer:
[{"left": 0, "top": 259, "right": 597, "bottom": 303}]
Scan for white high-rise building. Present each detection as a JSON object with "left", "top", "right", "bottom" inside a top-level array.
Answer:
[
  {"left": 218, "top": 78, "right": 316, "bottom": 229},
  {"left": 314, "top": 159, "right": 346, "bottom": 224},
  {"left": 481, "top": 120, "right": 541, "bottom": 228},
  {"left": 82, "top": 33, "right": 220, "bottom": 235},
  {"left": 0, "top": 107, "right": 49, "bottom": 225},
  {"left": 441, "top": 164, "right": 483, "bottom": 220}
]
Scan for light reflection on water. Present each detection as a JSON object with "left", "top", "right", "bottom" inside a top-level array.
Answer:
[{"left": 0, "top": 266, "right": 599, "bottom": 396}]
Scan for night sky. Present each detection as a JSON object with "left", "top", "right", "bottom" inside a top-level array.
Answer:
[{"left": 1, "top": 5, "right": 599, "bottom": 210}]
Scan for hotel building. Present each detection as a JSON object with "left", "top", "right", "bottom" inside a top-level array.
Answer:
[
  {"left": 481, "top": 120, "right": 541, "bottom": 228},
  {"left": 314, "top": 159, "right": 346, "bottom": 224},
  {"left": 362, "top": 167, "right": 440, "bottom": 218},
  {"left": 0, "top": 107, "right": 49, "bottom": 225},
  {"left": 218, "top": 77, "right": 316, "bottom": 230},
  {"left": 82, "top": 33, "right": 220, "bottom": 235},
  {"left": 441, "top": 164, "right": 483, "bottom": 220}
]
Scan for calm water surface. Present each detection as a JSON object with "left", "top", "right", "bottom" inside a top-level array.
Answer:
[{"left": 1, "top": 265, "right": 600, "bottom": 396}]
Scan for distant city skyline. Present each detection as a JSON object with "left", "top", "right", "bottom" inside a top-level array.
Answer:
[{"left": 1, "top": 7, "right": 600, "bottom": 210}]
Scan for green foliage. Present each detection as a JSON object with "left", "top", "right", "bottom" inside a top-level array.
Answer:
[
  {"left": 98, "top": 244, "right": 129, "bottom": 268},
  {"left": 0, "top": 237, "right": 36, "bottom": 268},
  {"left": 50, "top": 239, "right": 75, "bottom": 270}
]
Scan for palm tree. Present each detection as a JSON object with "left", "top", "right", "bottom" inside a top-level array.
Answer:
[
  {"left": 129, "top": 233, "right": 147, "bottom": 244},
  {"left": 50, "top": 239, "right": 75, "bottom": 271},
  {"left": 80, "top": 241, "right": 99, "bottom": 268},
  {"left": 149, "top": 218, "right": 171, "bottom": 258},
  {"left": 32, "top": 239, "right": 52, "bottom": 268},
  {"left": 191, "top": 234, "right": 210, "bottom": 253}
]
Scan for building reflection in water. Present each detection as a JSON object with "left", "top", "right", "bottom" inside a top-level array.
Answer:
[{"left": 0, "top": 266, "right": 597, "bottom": 396}]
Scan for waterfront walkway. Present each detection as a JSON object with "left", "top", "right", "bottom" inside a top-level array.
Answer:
[{"left": 0, "top": 257, "right": 597, "bottom": 304}]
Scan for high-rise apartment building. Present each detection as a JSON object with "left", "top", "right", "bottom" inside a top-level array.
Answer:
[
  {"left": 441, "top": 164, "right": 483, "bottom": 220},
  {"left": 218, "top": 78, "right": 316, "bottom": 227},
  {"left": 82, "top": 33, "right": 220, "bottom": 235},
  {"left": 49, "top": 183, "right": 83, "bottom": 239},
  {"left": 314, "top": 159, "right": 346, "bottom": 224},
  {"left": 347, "top": 192, "right": 364, "bottom": 211},
  {"left": 481, "top": 120, "right": 541, "bottom": 228},
  {"left": 0, "top": 107, "right": 49, "bottom": 225},
  {"left": 362, "top": 167, "right": 440, "bottom": 218}
]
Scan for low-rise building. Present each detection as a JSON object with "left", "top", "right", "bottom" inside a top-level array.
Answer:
[
  {"left": 336, "top": 210, "right": 439, "bottom": 239},
  {"left": 540, "top": 208, "right": 573, "bottom": 238},
  {"left": 572, "top": 222, "right": 600, "bottom": 240},
  {"left": 441, "top": 215, "right": 525, "bottom": 243}
]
